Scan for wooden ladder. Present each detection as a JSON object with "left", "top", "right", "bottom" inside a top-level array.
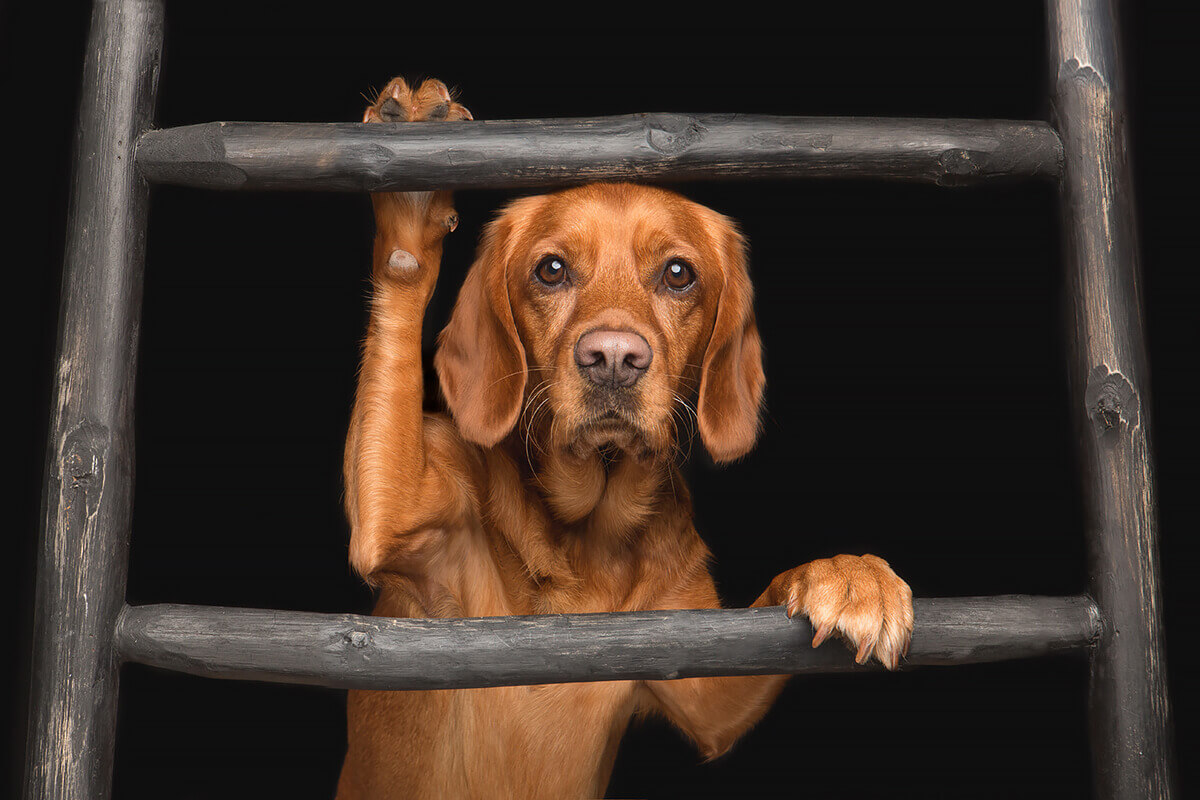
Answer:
[{"left": 24, "top": 1, "right": 1174, "bottom": 797}]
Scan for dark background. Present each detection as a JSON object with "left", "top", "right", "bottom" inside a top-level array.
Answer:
[{"left": 4, "top": 2, "right": 1196, "bottom": 798}]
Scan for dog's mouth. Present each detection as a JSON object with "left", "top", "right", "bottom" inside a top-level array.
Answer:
[
  {"left": 525, "top": 376, "right": 673, "bottom": 459},
  {"left": 569, "top": 390, "right": 677, "bottom": 459},
  {"left": 575, "top": 410, "right": 641, "bottom": 450}
]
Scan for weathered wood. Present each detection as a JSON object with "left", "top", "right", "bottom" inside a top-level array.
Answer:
[
  {"left": 134, "top": 115, "right": 1063, "bottom": 192},
  {"left": 115, "top": 596, "right": 1099, "bottom": 691},
  {"left": 22, "top": 2, "right": 163, "bottom": 800},
  {"left": 1048, "top": 1, "right": 1176, "bottom": 798}
]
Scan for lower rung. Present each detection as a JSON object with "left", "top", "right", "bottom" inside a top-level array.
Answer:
[{"left": 115, "top": 595, "right": 1099, "bottom": 690}]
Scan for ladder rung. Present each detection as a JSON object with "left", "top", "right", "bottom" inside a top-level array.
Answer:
[
  {"left": 135, "top": 115, "right": 1063, "bottom": 192},
  {"left": 115, "top": 595, "right": 1098, "bottom": 691}
]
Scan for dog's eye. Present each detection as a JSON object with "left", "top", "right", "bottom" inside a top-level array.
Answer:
[
  {"left": 535, "top": 255, "right": 569, "bottom": 286},
  {"left": 662, "top": 259, "right": 695, "bottom": 291}
]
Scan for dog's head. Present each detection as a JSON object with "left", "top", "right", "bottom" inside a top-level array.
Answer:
[{"left": 435, "top": 183, "right": 764, "bottom": 464}]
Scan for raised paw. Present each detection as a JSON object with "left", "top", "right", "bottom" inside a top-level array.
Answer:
[
  {"left": 363, "top": 76, "right": 473, "bottom": 123},
  {"left": 361, "top": 77, "right": 470, "bottom": 281},
  {"left": 769, "top": 554, "right": 913, "bottom": 670}
]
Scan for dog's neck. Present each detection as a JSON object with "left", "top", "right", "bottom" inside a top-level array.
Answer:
[
  {"left": 537, "top": 446, "right": 663, "bottom": 533},
  {"left": 481, "top": 439, "right": 684, "bottom": 605}
]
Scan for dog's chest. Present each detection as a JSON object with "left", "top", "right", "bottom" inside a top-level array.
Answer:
[{"left": 451, "top": 678, "right": 641, "bottom": 793}]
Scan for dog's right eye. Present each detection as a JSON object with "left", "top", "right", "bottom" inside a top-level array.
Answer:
[{"left": 534, "top": 255, "right": 569, "bottom": 286}]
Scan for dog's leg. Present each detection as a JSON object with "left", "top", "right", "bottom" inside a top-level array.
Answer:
[
  {"left": 643, "top": 554, "right": 913, "bottom": 759},
  {"left": 344, "top": 77, "right": 474, "bottom": 582}
]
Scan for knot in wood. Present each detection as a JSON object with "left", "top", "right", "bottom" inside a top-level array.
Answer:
[
  {"left": 644, "top": 114, "right": 706, "bottom": 156},
  {"left": 1058, "top": 59, "right": 1109, "bottom": 95},
  {"left": 938, "top": 148, "right": 985, "bottom": 175},
  {"left": 1084, "top": 365, "right": 1138, "bottom": 440},
  {"left": 345, "top": 630, "right": 372, "bottom": 649},
  {"left": 61, "top": 421, "right": 108, "bottom": 516}
]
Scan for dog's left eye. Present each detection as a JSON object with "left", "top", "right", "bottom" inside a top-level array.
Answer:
[{"left": 662, "top": 259, "right": 696, "bottom": 291}]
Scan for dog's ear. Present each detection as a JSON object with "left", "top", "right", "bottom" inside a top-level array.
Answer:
[
  {"left": 697, "top": 221, "right": 766, "bottom": 464},
  {"left": 435, "top": 215, "right": 528, "bottom": 447}
]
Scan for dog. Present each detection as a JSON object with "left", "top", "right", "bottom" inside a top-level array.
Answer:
[{"left": 335, "top": 77, "right": 914, "bottom": 800}]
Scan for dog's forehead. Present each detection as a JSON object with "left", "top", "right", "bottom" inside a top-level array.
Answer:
[{"left": 522, "top": 184, "right": 711, "bottom": 248}]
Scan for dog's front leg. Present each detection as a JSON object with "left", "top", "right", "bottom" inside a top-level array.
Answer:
[
  {"left": 344, "top": 78, "right": 474, "bottom": 582},
  {"left": 643, "top": 555, "right": 913, "bottom": 759}
]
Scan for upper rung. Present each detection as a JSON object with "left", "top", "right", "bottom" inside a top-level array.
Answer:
[{"left": 135, "top": 114, "right": 1063, "bottom": 192}]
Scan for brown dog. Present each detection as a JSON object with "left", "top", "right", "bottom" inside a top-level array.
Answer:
[{"left": 335, "top": 77, "right": 914, "bottom": 800}]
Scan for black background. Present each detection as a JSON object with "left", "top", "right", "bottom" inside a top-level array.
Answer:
[{"left": 4, "top": 2, "right": 1197, "bottom": 798}]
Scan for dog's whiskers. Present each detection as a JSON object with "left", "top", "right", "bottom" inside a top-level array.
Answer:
[
  {"left": 482, "top": 365, "right": 554, "bottom": 394},
  {"left": 668, "top": 391, "right": 700, "bottom": 465}
]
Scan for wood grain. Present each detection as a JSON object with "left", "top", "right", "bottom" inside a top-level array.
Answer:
[
  {"left": 134, "top": 115, "right": 1063, "bottom": 191},
  {"left": 1049, "top": 0, "right": 1176, "bottom": 797},
  {"left": 23, "top": 2, "right": 163, "bottom": 800},
  {"left": 116, "top": 596, "right": 1100, "bottom": 690}
]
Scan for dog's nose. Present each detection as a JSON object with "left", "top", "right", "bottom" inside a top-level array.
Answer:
[{"left": 575, "top": 330, "right": 653, "bottom": 388}]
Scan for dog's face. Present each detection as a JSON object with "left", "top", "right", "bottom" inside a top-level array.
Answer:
[{"left": 435, "top": 183, "right": 764, "bottom": 464}]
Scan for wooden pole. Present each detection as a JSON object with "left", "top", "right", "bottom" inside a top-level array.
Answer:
[
  {"left": 134, "top": 116, "right": 1062, "bottom": 191},
  {"left": 115, "top": 596, "right": 1099, "bottom": 691},
  {"left": 1047, "top": 1, "right": 1176, "bottom": 797},
  {"left": 22, "top": 2, "right": 162, "bottom": 799}
]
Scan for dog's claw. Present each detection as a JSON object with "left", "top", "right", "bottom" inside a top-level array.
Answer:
[{"left": 773, "top": 554, "right": 913, "bottom": 670}]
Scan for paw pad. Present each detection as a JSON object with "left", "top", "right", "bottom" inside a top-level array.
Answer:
[{"left": 387, "top": 249, "right": 420, "bottom": 272}]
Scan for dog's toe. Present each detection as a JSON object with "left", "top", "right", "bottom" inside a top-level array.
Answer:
[{"left": 362, "top": 76, "right": 472, "bottom": 123}]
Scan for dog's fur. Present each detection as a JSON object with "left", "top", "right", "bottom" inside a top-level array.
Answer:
[{"left": 335, "top": 78, "right": 914, "bottom": 800}]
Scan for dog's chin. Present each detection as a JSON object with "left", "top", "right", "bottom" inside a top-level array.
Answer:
[
  {"left": 575, "top": 416, "right": 640, "bottom": 451},
  {"left": 565, "top": 411, "right": 669, "bottom": 461}
]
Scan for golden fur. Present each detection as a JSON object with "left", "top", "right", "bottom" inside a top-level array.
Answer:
[{"left": 335, "top": 77, "right": 914, "bottom": 800}]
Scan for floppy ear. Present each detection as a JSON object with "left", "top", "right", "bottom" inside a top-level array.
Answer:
[
  {"left": 697, "top": 224, "right": 766, "bottom": 464},
  {"left": 434, "top": 218, "right": 528, "bottom": 447}
]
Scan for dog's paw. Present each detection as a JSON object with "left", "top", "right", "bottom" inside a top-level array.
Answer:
[
  {"left": 363, "top": 76, "right": 473, "bottom": 123},
  {"left": 772, "top": 554, "right": 913, "bottom": 670},
  {"left": 362, "top": 77, "right": 469, "bottom": 280}
]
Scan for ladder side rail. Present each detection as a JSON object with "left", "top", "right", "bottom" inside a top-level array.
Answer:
[
  {"left": 22, "top": 1, "right": 164, "bottom": 799},
  {"left": 1048, "top": 1, "right": 1176, "bottom": 797}
]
